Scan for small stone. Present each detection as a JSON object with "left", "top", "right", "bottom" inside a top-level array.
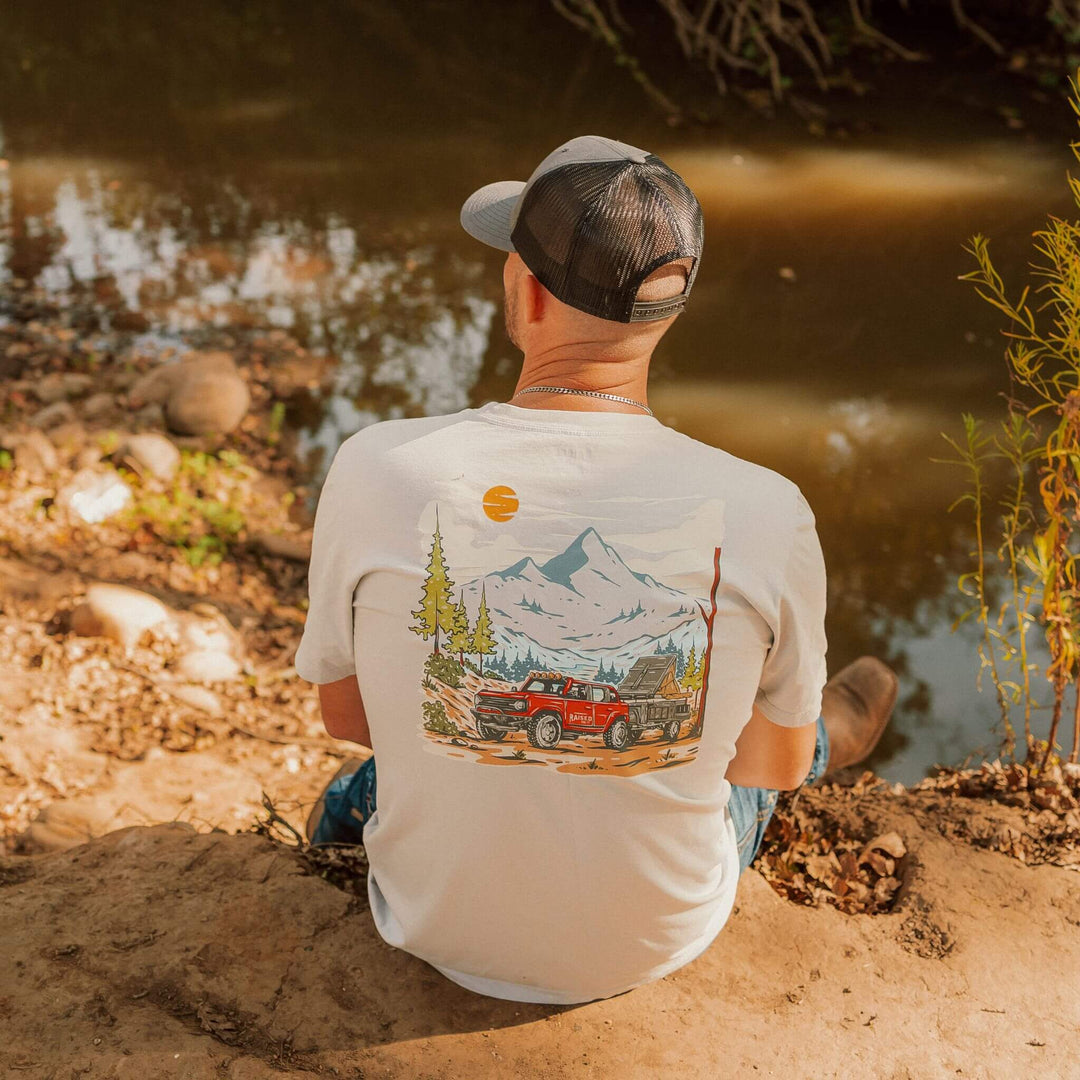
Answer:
[
  {"left": 120, "top": 432, "right": 180, "bottom": 483},
  {"left": 62, "top": 373, "right": 94, "bottom": 398},
  {"left": 29, "top": 401, "right": 76, "bottom": 430},
  {"left": 173, "top": 649, "right": 243, "bottom": 684},
  {"left": 45, "top": 420, "right": 87, "bottom": 456},
  {"left": 11, "top": 430, "right": 59, "bottom": 480},
  {"left": 33, "top": 372, "right": 94, "bottom": 404},
  {"left": 160, "top": 680, "right": 221, "bottom": 714},
  {"left": 34, "top": 373, "right": 69, "bottom": 404},
  {"left": 70, "top": 582, "right": 172, "bottom": 650},
  {"left": 252, "top": 531, "right": 312, "bottom": 562},
  {"left": 56, "top": 468, "right": 132, "bottom": 524},
  {"left": 82, "top": 392, "right": 116, "bottom": 420},
  {"left": 134, "top": 402, "right": 165, "bottom": 428}
]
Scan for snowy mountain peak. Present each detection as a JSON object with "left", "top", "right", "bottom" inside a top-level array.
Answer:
[{"left": 538, "top": 527, "right": 626, "bottom": 587}]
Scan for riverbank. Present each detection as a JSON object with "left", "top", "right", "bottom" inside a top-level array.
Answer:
[
  {"left": 2, "top": 291, "right": 1080, "bottom": 1077},
  {"left": 2, "top": 778, "right": 1078, "bottom": 1079}
]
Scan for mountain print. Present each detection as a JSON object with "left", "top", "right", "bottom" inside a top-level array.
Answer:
[
  {"left": 412, "top": 503, "right": 723, "bottom": 777},
  {"left": 460, "top": 526, "right": 703, "bottom": 675}
]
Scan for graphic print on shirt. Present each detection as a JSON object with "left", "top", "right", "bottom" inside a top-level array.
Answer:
[{"left": 411, "top": 484, "right": 725, "bottom": 776}]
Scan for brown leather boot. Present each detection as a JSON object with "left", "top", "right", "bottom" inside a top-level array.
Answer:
[{"left": 818, "top": 657, "right": 899, "bottom": 780}]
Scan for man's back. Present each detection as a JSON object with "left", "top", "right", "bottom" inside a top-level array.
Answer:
[{"left": 295, "top": 399, "right": 827, "bottom": 1004}]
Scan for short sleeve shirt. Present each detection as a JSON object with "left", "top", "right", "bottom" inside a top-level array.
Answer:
[{"left": 294, "top": 400, "right": 828, "bottom": 1003}]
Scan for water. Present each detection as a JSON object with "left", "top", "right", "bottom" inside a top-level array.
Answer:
[{"left": 1, "top": 2, "right": 1075, "bottom": 782}]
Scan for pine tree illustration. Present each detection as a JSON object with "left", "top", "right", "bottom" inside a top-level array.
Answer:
[
  {"left": 470, "top": 582, "right": 496, "bottom": 676},
  {"left": 449, "top": 590, "right": 472, "bottom": 665},
  {"left": 409, "top": 506, "right": 456, "bottom": 653},
  {"left": 685, "top": 644, "right": 702, "bottom": 713}
]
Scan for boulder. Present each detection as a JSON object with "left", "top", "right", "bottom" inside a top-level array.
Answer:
[
  {"left": 165, "top": 357, "right": 250, "bottom": 435},
  {"left": 129, "top": 351, "right": 250, "bottom": 436},
  {"left": 69, "top": 583, "right": 171, "bottom": 650},
  {"left": 119, "top": 432, "right": 181, "bottom": 483}
]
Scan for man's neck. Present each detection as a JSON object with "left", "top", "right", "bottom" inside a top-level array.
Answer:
[{"left": 511, "top": 348, "right": 651, "bottom": 413}]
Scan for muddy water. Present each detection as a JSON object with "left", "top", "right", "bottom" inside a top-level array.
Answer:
[{"left": 1, "top": 3, "right": 1074, "bottom": 781}]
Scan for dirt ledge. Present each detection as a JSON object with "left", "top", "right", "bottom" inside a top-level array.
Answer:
[{"left": 3, "top": 783, "right": 1079, "bottom": 1080}]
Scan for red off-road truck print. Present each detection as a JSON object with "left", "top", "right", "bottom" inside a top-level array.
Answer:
[{"left": 471, "top": 655, "right": 693, "bottom": 751}]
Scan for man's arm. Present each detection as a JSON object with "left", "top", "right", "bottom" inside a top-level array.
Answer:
[
  {"left": 724, "top": 703, "right": 817, "bottom": 790},
  {"left": 317, "top": 675, "right": 372, "bottom": 748}
]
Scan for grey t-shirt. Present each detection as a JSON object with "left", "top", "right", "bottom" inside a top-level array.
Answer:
[{"left": 295, "top": 400, "right": 827, "bottom": 1003}]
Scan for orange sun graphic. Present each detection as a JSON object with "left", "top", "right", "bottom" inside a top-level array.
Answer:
[{"left": 483, "top": 485, "right": 519, "bottom": 522}]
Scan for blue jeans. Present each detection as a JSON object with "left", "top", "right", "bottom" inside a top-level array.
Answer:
[{"left": 311, "top": 715, "right": 830, "bottom": 876}]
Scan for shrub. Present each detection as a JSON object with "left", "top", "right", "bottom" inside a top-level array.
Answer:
[
  {"left": 423, "top": 651, "right": 464, "bottom": 689},
  {"left": 422, "top": 699, "right": 460, "bottom": 737},
  {"left": 942, "top": 69, "right": 1080, "bottom": 774}
]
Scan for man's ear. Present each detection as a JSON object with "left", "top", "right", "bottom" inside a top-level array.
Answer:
[{"left": 524, "top": 273, "right": 546, "bottom": 324}]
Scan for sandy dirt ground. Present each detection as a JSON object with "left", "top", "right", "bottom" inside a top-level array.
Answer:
[{"left": 2, "top": 782, "right": 1080, "bottom": 1080}]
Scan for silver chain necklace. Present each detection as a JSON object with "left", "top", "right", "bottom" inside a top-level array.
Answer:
[{"left": 512, "top": 385, "right": 653, "bottom": 416}]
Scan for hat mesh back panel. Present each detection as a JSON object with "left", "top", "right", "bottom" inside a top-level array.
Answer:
[{"left": 511, "top": 155, "right": 704, "bottom": 322}]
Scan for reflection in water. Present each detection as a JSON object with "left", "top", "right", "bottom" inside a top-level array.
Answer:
[
  {"left": 18, "top": 168, "right": 495, "bottom": 477},
  {"left": 666, "top": 143, "right": 1054, "bottom": 214},
  {"left": 0, "top": 136, "right": 1067, "bottom": 782}
]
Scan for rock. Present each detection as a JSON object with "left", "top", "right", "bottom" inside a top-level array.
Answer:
[
  {"left": 119, "top": 432, "right": 180, "bottom": 483},
  {"left": 159, "top": 681, "right": 222, "bottom": 714},
  {"left": 134, "top": 402, "right": 165, "bottom": 428},
  {"left": 129, "top": 351, "right": 250, "bottom": 437},
  {"left": 0, "top": 557, "right": 79, "bottom": 612},
  {"left": 82, "top": 392, "right": 116, "bottom": 420},
  {"left": 34, "top": 372, "right": 95, "bottom": 404},
  {"left": 45, "top": 420, "right": 87, "bottom": 458},
  {"left": 29, "top": 400, "right": 76, "bottom": 430},
  {"left": 56, "top": 468, "right": 132, "bottom": 524},
  {"left": 173, "top": 649, "right": 243, "bottom": 684},
  {"left": 11, "top": 430, "right": 59, "bottom": 481},
  {"left": 69, "top": 582, "right": 171, "bottom": 650},
  {"left": 166, "top": 353, "right": 250, "bottom": 436},
  {"left": 172, "top": 603, "right": 246, "bottom": 683},
  {"left": 252, "top": 530, "right": 313, "bottom": 562},
  {"left": 21, "top": 800, "right": 120, "bottom": 854},
  {"left": 34, "top": 373, "right": 68, "bottom": 404},
  {"left": 128, "top": 365, "right": 180, "bottom": 407}
]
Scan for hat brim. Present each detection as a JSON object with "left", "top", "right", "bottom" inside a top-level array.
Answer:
[{"left": 460, "top": 180, "right": 526, "bottom": 253}]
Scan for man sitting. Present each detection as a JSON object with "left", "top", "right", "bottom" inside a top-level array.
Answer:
[{"left": 296, "top": 135, "right": 897, "bottom": 1005}]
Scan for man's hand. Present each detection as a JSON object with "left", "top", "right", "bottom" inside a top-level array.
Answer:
[
  {"left": 317, "top": 675, "right": 372, "bottom": 748},
  {"left": 724, "top": 704, "right": 817, "bottom": 790}
]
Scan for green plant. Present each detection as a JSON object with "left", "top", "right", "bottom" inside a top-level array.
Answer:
[
  {"left": 267, "top": 401, "right": 286, "bottom": 444},
  {"left": 942, "top": 69, "right": 1080, "bottom": 773},
  {"left": 0, "top": 449, "right": 12, "bottom": 470},
  {"left": 121, "top": 448, "right": 253, "bottom": 567},
  {"left": 422, "top": 699, "right": 460, "bottom": 737},
  {"left": 423, "top": 650, "right": 464, "bottom": 689}
]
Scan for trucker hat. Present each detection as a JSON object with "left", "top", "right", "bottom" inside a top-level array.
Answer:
[{"left": 460, "top": 134, "right": 704, "bottom": 323}]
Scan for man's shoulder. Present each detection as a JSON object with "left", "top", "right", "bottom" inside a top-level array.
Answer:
[
  {"left": 334, "top": 407, "right": 478, "bottom": 462},
  {"left": 664, "top": 426, "right": 804, "bottom": 513}
]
